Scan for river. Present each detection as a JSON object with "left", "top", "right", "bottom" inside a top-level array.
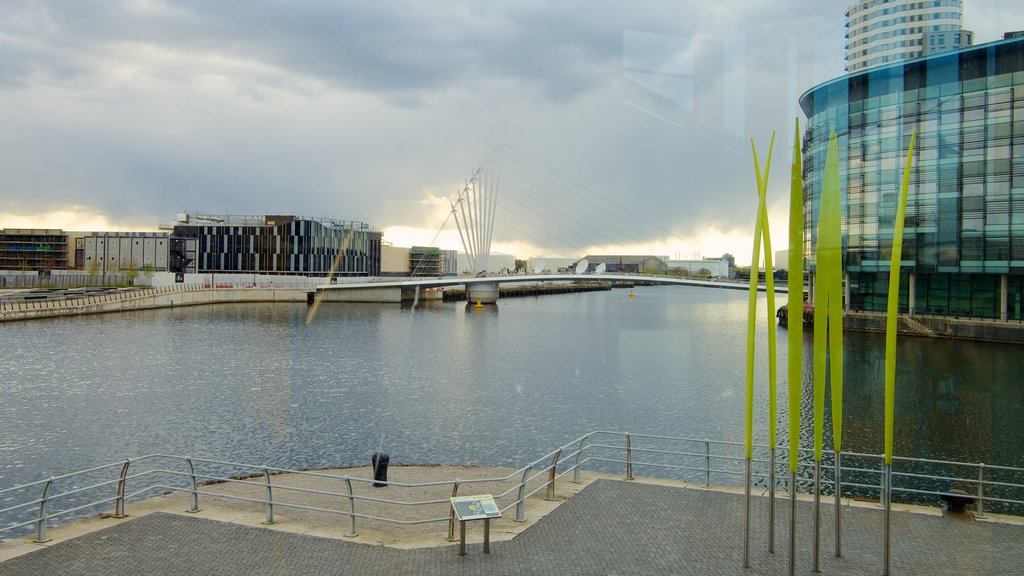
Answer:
[{"left": 1, "top": 285, "right": 1021, "bottom": 493}]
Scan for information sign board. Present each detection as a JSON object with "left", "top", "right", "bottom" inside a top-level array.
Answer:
[{"left": 450, "top": 494, "right": 501, "bottom": 521}]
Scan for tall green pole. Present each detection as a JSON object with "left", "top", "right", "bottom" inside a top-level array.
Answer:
[
  {"left": 821, "top": 129, "right": 845, "bottom": 558},
  {"left": 811, "top": 131, "right": 841, "bottom": 573},
  {"left": 883, "top": 132, "right": 916, "bottom": 576},
  {"left": 787, "top": 119, "right": 803, "bottom": 576},
  {"left": 746, "top": 133, "right": 774, "bottom": 568}
]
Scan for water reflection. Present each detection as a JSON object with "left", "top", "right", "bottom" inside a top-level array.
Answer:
[{"left": 0, "top": 286, "right": 1020, "bottom": 494}]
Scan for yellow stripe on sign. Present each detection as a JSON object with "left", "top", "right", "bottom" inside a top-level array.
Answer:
[
  {"left": 885, "top": 132, "right": 916, "bottom": 465},
  {"left": 788, "top": 119, "right": 803, "bottom": 473}
]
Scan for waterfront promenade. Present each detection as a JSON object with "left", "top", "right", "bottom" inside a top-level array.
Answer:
[{"left": 1, "top": 468, "right": 1021, "bottom": 575}]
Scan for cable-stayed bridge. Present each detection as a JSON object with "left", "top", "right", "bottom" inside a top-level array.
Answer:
[{"left": 316, "top": 149, "right": 762, "bottom": 304}]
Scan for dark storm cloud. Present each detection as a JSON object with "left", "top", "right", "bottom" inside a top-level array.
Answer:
[
  {"left": 1, "top": 1, "right": 649, "bottom": 102},
  {"left": 2, "top": 0, "right": 950, "bottom": 258}
]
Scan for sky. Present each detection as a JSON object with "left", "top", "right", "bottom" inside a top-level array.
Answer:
[{"left": 0, "top": 1, "right": 1018, "bottom": 265}]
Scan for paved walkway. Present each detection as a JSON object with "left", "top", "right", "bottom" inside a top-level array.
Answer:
[{"left": 1, "top": 479, "right": 1022, "bottom": 575}]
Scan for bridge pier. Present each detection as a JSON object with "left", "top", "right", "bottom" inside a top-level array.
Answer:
[{"left": 467, "top": 282, "right": 499, "bottom": 305}]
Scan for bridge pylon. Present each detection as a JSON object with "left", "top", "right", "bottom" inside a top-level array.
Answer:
[{"left": 451, "top": 167, "right": 500, "bottom": 304}]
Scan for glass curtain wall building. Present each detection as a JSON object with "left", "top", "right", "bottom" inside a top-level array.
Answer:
[
  {"left": 172, "top": 214, "right": 382, "bottom": 277},
  {"left": 800, "top": 35, "right": 1024, "bottom": 320}
]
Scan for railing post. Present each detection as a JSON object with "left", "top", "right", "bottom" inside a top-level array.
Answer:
[
  {"left": 976, "top": 463, "right": 986, "bottom": 519},
  {"left": 262, "top": 468, "right": 275, "bottom": 525},
  {"left": 515, "top": 467, "right": 530, "bottom": 521},
  {"left": 834, "top": 451, "right": 842, "bottom": 558},
  {"left": 35, "top": 478, "right": 54, "bottom": 543},
  {"left": 572, "top": 435, "right": 588, "bottom": 483},
  {"left": 447, "top": 481, "right": 461, "bottom": 541},
  {"left": 625, "top": 434, "right": 633, "bottom": 481},
  {"left": 704, "top": 440, "right": 711, "bottom": 487},
  {"left": 114, "top": 459, "right": 130, "bottom": 518},
  {"left": 878, "top": 455, "right": 886, "bottom": 508},
  {"left": 545, "top": 449, "right": 562, "bottom": 501},
  {"left": 344, "top": 478, "right": 357, "bottom": 537},
  {"left": 186, "top": 458, "right": 199, "bottom": 513}
]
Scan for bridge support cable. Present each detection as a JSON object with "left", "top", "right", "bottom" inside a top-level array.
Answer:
[{"left": 498, "top": 144, "right": 701, "bottom": 255}]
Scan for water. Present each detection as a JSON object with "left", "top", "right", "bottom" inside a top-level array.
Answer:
[{"left": 1, "top": 285, "right": 1021, "bottom": 503}]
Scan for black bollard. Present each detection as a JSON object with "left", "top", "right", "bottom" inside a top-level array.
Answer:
[{"left": 371, "top": 452, "right": 390, "bottom": 487}]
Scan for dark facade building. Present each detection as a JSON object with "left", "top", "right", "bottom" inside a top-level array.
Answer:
[
  {"left": 800, "top": 35, "right": 1024, "bottom": 320},
  {"left": 170, "top": 214, "right": 382, "bottom": 277},
  {"left": 0, "top": 229, "right": 68, "bottom": 271}
]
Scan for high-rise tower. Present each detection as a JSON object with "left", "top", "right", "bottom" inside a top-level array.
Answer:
[{"left": 845, "top": 0, "right": 972, "bottom": 72}]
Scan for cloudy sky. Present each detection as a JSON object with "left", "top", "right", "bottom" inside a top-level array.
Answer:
[{"left": 0, "top": 1, "right": 1017, "bottom": 264}]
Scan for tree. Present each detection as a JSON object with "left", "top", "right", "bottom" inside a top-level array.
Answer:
[
  {"left": 121, "top": 259, "right": 139, "bottom": 286},
  {"left": 696, "top": 267, "right": 713, "bottom": 278},
  {"left": 641, "top": 266, "right": 664, "bottom": 276},
  {"left": 515, "top": 258, "right": 527, "bottom": 272}
]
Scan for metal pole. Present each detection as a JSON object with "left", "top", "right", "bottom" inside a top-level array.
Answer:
[
  {"left": 186, "top": 458, "right": 199, "bottom": 513},
  {"left": 114, "top": 459, "right": 130, "bottom": 518},
  {"left": 625, "top": 434, "right": 633, "bottom": 480},
  {"left": 769, "top": 447, "right": 776, "bottom": 554},
  {"left": 448, "top": 482, "right": 461, "bottom": 542},
  {"left": 744, "top": 457, "right": 751, "bottom": 568},
  {"left": 35, "top": 478, "right": 53, "bottom": 543},
  {"left": 883, "top": 463, "right": 892, "bottom": 576},
  {"left": 834, "top": 451, "right": 842, "bottom": 557},
  {"left": 813, "top": 459, "right": 821, "bottom": 573},
  {"left": 515, "top": 467, "right": 530, "bottom": 521},
  {"left": 546, "top": 449, "right": 562, "bottom": 500},
  {"left": 976, "top": 464, "right": 986, "bottom": 518},
  {"left": 262, "top": 468, "right": 275, "bottom": 525},
  {"left": 789, "top": 470, "right": 797, "bottom": 576},
  {"left": 344, "top": 478, "right": 357, "bottom": 537},
  {"left": 573, "top": 436, "right": 588, "bottom": 483},
  {"left": 704, "top": 440, "right": 711, "bottom": 487}
]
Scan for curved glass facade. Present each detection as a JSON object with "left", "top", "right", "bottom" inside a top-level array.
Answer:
[{"left": 800, "top": 36, "right": 1024, "bottom": 320}]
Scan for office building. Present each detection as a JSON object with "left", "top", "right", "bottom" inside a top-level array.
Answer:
[
  {"left": 800, "top": 34, "right": 1024, "bottom": 320},
  {"left": 169, "top": 214, "right": 382, "bottom": 276},
  {"left": 845, "top": 0, "right": 971, "bottom": 72}
]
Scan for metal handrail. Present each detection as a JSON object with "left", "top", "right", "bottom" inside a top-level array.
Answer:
[{"left": 1, "top": 432, "right": 1022, "bottom": 543}]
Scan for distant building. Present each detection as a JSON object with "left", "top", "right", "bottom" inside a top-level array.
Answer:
[
  {"left": 79, "top": 232, "right": 174, "bottom": 274},
  {"left": 0, "top": 229, "right": 68, "bottom": 272},
  {"left": 457, "top": 252, "right": 515, "bottom": 274},
  {"left": 577, "top": 255, "right": 668, "bottom": 274},
  {"left": 774, "top": 250, "right": 789, "bottom": 271},
  {"left": 666, "top": 259, "right": 729, "bottom": 278},
  {"left": 169, "top": 213, "right": 381, "bottom": 276},
  {"left": 845, "top": 0, "right": 971, "bottom": 73},
  {"left": 527, "top": 256, "right": 577, "bottom": 274}
]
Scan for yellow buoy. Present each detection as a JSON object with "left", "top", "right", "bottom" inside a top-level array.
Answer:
[
  {"left": 474, "top": 299, "right": 484, "bottom": 309},
  {"left": 628, "top": 290, "right": 635, "bottom": 298}
]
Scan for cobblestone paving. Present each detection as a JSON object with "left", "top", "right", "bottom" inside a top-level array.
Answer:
[{"left": 2, "top": 479, "right": 1022, "bottom": 575}]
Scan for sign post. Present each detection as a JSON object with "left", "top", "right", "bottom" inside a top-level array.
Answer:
[{"left": 451, "top": 494, "right": 501, "bottom": 556}]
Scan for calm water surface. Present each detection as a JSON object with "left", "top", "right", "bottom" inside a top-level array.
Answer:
[{"left": 1, "top": 286, "right": 1022, "bottom": 490}]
